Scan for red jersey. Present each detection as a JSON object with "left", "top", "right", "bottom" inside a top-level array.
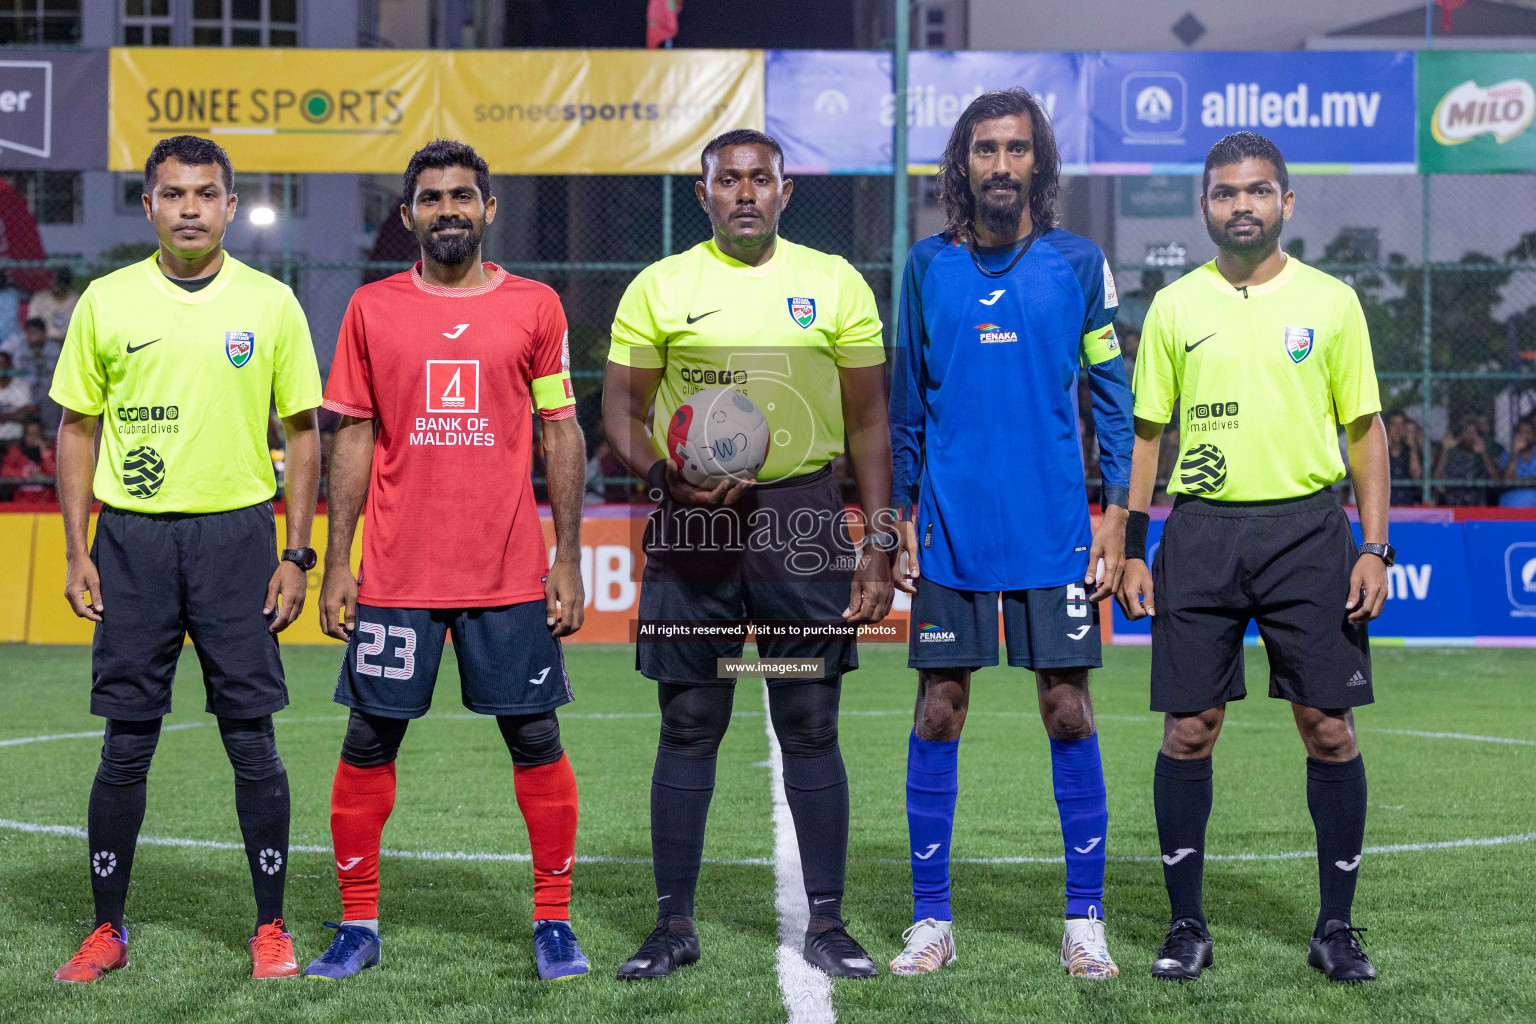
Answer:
[{"left": 323, "top": 263, "right": 576, "bottom": 608}]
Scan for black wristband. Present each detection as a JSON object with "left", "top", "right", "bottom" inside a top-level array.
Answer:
[
  {"left": 1125, "top": 510, "right": 1151, "bottom": 561},
  {"left": 646, "top": 459, "right": 669, "bottom": 499}
]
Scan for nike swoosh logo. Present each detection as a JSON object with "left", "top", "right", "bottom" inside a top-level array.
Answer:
[
  {"left": 1184, "top": 333, "right": 1216, "bottom": 353},
  {"left": 813, "top": 897, "right": 837, "bottom": 905},
  {"left": 1162, "top": 847, "right": 1196, "bottom": 865},
  {"left": 550, "top": 856, "right": 573, "bottom": 876},
  {"left": 126, "top": 338, "right": 162, "bottom": 354},
  {"left": 1067, "top": 625, "right": 1091, "bottom": 640},
  {"left": 913, "top": 843, "right": 941, "bottom": 860},
  {"left": 336, "top": 857, "right": 363, "bottom": 871},
  {"left": 979, "top": 289, "right": 1005, "bottom": 306},
  {"left": 686, "top": 310, "right": 720, "bottom": 324},
  {"left": 1335, "top": 855, "right": 1361, "bottom": 872},
  {"left": 1074, "top": 837, "right": 1102, "bottom": 854},
  {"left": 530, "top": 666, "right": 550, "bottom": 686}
]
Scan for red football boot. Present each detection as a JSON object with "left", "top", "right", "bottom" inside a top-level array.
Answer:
[
  {"left": 249, "top": 919, "right": 300, "bottom": 979},
  {"left": 53, "top": 922, "right": 128, "bottom": 983}
]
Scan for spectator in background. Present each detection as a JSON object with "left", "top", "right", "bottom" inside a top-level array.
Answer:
[
  {"left": 0, "top": 350, "right": 35, "bottom": 444},
  {"left": 1116, "top": 322, "right": 1140, "bottom": 381},
  {"left": 2, "top": 318, "right": 62, "bottom": 433},
  {"left": 26, "top": 268, "right": 78, "bottom": 344},
  {"left": 2, "top": 317, "right": 59, "bottom": 375},
  {"left": 1434, "top": 414, "right": 1500, "bottom": 506},
  {"left": 1501, "top": 417, "right": 1536, "bottom": 508},
  {"left": 1473, "top": 412, "right": 1504, "bottom": 467},
  {"left": 2, "top": 416, "right": 55, "bottom": 502},
  {"left": 1386, "top": 411, "right": 1423, "bottom": 506},
  {"left": 0, "top": 271, "right": 19, "bottom": 335}
]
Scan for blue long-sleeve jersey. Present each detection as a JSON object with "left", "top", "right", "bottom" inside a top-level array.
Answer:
[{"left": 891, "top": 229, "right": 1134, "bottom": 592}]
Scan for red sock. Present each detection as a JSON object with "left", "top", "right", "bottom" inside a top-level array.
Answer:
[
  {"left": 330, "top": 760, "right": 396, "bottom": 921},
  {"left": 514, "top": 754, "right": 578, "bottom": 921}
]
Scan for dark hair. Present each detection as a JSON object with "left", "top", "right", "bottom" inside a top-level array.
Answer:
[
  {"left": 402, "top": 139, "right": 492, "bottom": 207},
  {"left": 24, "top": 317, "right": 44, "bottom": 331},
  {"left": 937, "top": 88, "right": 1060, "bottom": 242},
  {"left": 144, "top": 135, "right": 233, "bottom": 195},
  {"left": 1203, "top": 131, "right": 1288, "bottom": 195},
  {"left": 700, "top": 128, "right": 784, "bottom": 178}
]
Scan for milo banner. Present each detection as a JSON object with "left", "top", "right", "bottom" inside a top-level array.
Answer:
[
  {"left": 438, "top": 49, "right": 762, "bottom": 174},
  {"left": 108, "top": 48, "right": 437, "bottom": 173},
  {"left": 1419, "top": 51, "right": 1536, "bottom": 173}
]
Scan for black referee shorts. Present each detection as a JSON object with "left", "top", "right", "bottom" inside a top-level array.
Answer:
[
  {"left": 90, "top": 502, "right": 287, "bottom": 721},
  {"left": 637, "top": 465, "right": 858, "bottom": 686},
  {"left": 1150, "top": 490, "right": 1372, "bottom": 714}
]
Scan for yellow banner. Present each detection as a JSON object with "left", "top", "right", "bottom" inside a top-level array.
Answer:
[
  {"left": 109, "top": 48, "right": 436, "bottom": 173},
  {"left": 439, "top": 49, "right": 764, "bottom": 174}
]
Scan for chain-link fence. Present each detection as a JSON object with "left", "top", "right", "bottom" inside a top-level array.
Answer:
[{"left": 2, "top": 169, "right": 1534, "bottom": 506}]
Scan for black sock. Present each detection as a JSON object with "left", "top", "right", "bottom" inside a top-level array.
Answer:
[
  {"left": 1154, "top": 751, "right": 1213, "bottom": 930},
  {"left": 88, "top": 779, "right": 147, "bottom": 931},
  {"left": 234, "top": 771, "right": 290, "bottom": 929},
  {"left": 782, "top": 746, "right": 849, "bottom": 924},
  {"left": 1307, "top": 754, "right": 1367, "bottom": 936},
  {"left": 770, "top": 677, "right": 849, "bottom": 924},
  {"left": 650, "top": 749, "right": 717, "bottom": 920}
]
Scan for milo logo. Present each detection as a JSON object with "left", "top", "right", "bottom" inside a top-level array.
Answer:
[{"left": 1432, "top": 78, "right": 1535, "bottom": 146}]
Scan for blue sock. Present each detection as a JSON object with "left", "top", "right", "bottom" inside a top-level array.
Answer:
[
  {"left": 1050, "top": 733, "right": 1108, "bottom": 918},
  {"left": 906, "top": 730, "right": 959, "bottom": 922}
]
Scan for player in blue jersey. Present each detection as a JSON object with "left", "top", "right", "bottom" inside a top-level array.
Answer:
[{"left": 888, "top": 89, "right": 1133, "bottom": 978}]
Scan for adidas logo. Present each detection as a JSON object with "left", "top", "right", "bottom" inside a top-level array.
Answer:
[{"left": 1346, "top": 670, "right": 1368, "bottom": 687}]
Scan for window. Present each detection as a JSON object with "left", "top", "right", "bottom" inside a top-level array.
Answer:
[
  {"left": 192, "top": 0, "right": 299, "bottom": 47},
  {"left": 1, "top": 172, "right": 83, "bottom": 225},
  {"left": 233, "top": 173, "right": 304, "bottom": 217},
  {"left": 121, "top": 0, "right": 172, "bottom": 45},
  {"left": 0, "top": 0, "right": 81, "bottom": 44},
  {"left": 360, "top": 176, "right": 398, "bottom": 234}
]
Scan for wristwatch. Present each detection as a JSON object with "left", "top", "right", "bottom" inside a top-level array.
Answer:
[
  {"left": 1358, "top": 542, "right": 1395, "bottom": 567},
  {"left": 281, "top": 547, "right": 318, "bottom": 572}
]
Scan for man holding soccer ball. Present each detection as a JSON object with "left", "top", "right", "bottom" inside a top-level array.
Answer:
[{"left": 603, "top": 128, "right": 895, "bottom": 980}]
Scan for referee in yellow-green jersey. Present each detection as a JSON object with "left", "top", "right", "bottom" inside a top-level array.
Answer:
[
  {"left": 48, "top": 136, "right": 322, "bottom": 983},
  {"left": 1115, "top": 133, "right": 1390, "bottom": 986},
  {"left": 603, "top": 129, "right": 894, "bottom": 981}
]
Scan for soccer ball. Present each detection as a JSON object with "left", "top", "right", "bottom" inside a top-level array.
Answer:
[{"left": 666, "top": 387, "right": 770, "bottom": 487}]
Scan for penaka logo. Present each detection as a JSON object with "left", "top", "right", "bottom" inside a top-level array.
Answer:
[{"left": 1433, "top": 78, "right": 1535, "bottom": 146}]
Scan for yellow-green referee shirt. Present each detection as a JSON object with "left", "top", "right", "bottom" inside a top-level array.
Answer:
[
  {"left": 50, "top": 253, "right": 323, "bottom": 513},
  {"left": 608, "top": 237, "right": 885, "bottom": 482},
  {"left": 1133, "top": 257, "right": 1381, "bottom": 501}
]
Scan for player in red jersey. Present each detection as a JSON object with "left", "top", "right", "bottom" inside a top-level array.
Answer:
[{"left": 303, "top": 141, "right": 590, "bottom": 981}]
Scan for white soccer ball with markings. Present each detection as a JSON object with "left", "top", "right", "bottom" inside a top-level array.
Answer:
[{"left": 666, "top": 386, "right": 770, "bottom": 487}]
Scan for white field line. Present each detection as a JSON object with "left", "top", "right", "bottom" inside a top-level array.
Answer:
[
  {"left": 764, "top": 682, "right": 835, "bottom": 1024},
  {"left": 937, "top": 831, "right": 1536, "bottom": 866},
  {"left": 3, "top": 816, "right": 1530, "bottom": 871},
  {"left": 0, "top": 818, "right": 770, "bottom": 867}
]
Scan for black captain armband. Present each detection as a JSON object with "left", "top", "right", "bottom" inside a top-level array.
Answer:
[{"left": 1125, "top": 510, "right": 1151, "bottom": 561}]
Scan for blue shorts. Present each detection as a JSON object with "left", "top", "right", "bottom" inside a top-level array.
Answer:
[
  {"left": 334, "top": 601, "right": 572, "bottom": 719},
  {"left": 908, "top": 578, "right": 1102, "bottom": 672}
]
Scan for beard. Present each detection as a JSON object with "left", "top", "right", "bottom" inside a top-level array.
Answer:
[
  {"left": 1207, "top": 213, "right": 1283, "bottom": 256},
  {"left": 417, "top": 216, "right": 483, "bottom": 266},
  {"left": 974, "top": 175, "right": 1028, "bottom": 239}
]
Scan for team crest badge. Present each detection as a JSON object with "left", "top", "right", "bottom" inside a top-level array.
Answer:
[
  {"left": 225, "top": 331, "right": 255, "bottom": 368},
  {"left": 788, "top": 297, "right": 816, "bottom": 329},
  {"left": 1284, "top": 326, "right": 1314, "bottom": 364}
]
